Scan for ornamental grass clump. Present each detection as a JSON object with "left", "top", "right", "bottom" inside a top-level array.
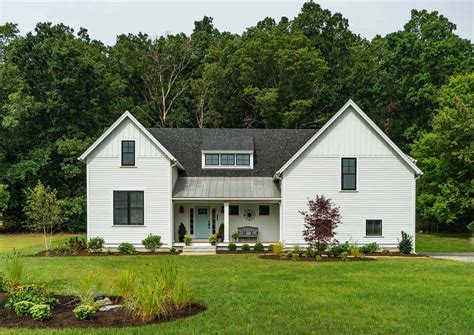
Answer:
[
  {"left": 4, "top": 252, "right": 23, "bottom": 286},
  {"left": 273, "top": 241, "right": 285, "bottom": 255},
  {"left": 118, "top": 261, "right": 193, "bottom": 322}
]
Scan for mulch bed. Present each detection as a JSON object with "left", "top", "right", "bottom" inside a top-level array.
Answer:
[
  {"left": 0, "top": 293, "right": 206, "bottom": 329},
  {"left": 216, "top": 250, "right": 266, "bottom": 254},
  {"left": 370, "top": 252, "right": 427, "bottom": 257},
  {"left": 260, "top": 254, "right": 376, "bottom": 262},
  {"left": 34, "top": 250, "right": 180, "bottom": 257}
]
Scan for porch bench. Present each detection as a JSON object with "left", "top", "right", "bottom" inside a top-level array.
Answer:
[{"left": 238, "top": 226, "right": 258, "bottom": 242}]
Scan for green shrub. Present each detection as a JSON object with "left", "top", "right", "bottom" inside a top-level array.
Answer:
[
  {"left": 87, "top": 237, "right": 105, "bottom": 253},
  {"left": 67, "top": 237, "right": 87, "bottom": 253},
  {"left": 467, "top": 222, "right": 474, "bottom": 232},
  {"left": 208, "top": 234, "right": 217, "bottom": 245},
  {"left": 73, "top": 304, "right": 96, "bottom": 320},
  {"left": 328, "top": 242, "right": 350, "bottom": 257},
  {"left": 13, "top": 300, "right": 35, "bottom": 316},
  {"left": 361, "top": 242, "right": 379, "bottom": 254},
  {"left": 5, "top": 283, "right": 58, "bottom": 309},
  {"left": 184, "top": 234, "right": 192, "bottom": 246},
  {"left": 30, "top": 304, "right": 52, "bottom": 321},
  {"left": 273, "top": 241, "right": 284, "bottom": 255},
  {"left": 142, "top": 234, "right": 162, "bottom": 252},
  {"left": 4, "top": 252, "right": 23, "bottom": 285},
  {"left": 254, "top": 243, "right": 264, "bottom": 252},
  {"left": 52, "top": 243, "right": 69, "bottom": 254},
  {"left": 267, "top": 244, "right": 274, "bottom": 252},
  {"left": 218, "top": 223, "right": 224, "bottom": 240},
  {"left": 398, "top": 231, "right": 413, "bottom": 254},
  {"left": 349, "top": 245, "right": 362, "bottom": 258},
  {"left": 382, "top": 249, "right": 390, "bottom": 255},
  {"left": 315, "top": 254, "right": 322, "bottom": 262},
  {"left": 293, "top": 245, "right": 304, "bottom": 256},
  {"left": 118, "top": 242, "right": 136, "bottom": 255},
  {"left": 231, "top": 230, "right": 239, "bottom": 241},
  {"left": 340, "top": 251, "right": 349, "bottom": 261},
  {"left": 178, "top": 223, "right": 187, "bottom": 242},
  {"left": 170, "top": 247, "right": 177, "bottom": 253},
  {"left": 291, "top": 252, "right": 300, "bottom": 261},
  {"left": 228, "top": 243, "right": 237, "bottom": 251},
  {"left": 241, "top": 244, "right": 251, "bottom": 251}
]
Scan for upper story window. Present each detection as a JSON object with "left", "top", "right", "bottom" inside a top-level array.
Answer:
[
  {"left": 205, "top": 154, "right": 219, "bottom": 166},
  {"left": 121, "top": 140, "right": 135, "bottom": 166},
  {"left": 229, "top": 205, "right": 239, "bottom": 216},
  {"left": 341, "top": 158, "right": 356, "bottom": 190},
  {"left": 202, "top": 151, "right": 253, "bottom": 169}
]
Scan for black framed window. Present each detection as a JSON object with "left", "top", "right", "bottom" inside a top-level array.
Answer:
[
  {"left": 236, "top": 154, "right": 250, "bottom": 166},
  {"left": 259, "top": 205, "right": 270, "bottom": 216},
  {"left": 341, "top": 158, "right": 357, "bottom": 190},
  {"left": 229, "top": 205, "right": 239, "bottom": 216},
  {"left": 121, "top": 140, "right": 135, "bottom": 166},
  {"left": 113, "top": 191, "right": 144, "bottom": 225},
  {"left": 189, "top": 208, "right": 194, "bottom": 234},
  {"left": 221, "top": 154, "right": 235, "bottom": 165},
  {"left": 366, "top": 219, "right": 382, "bottom": 236},
  {"left": 205, "top": 154, "right": 219, "bottom": 166}
]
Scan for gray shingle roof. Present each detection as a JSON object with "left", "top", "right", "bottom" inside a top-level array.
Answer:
[
  {"left": 173, "top": 177, "right": 280, "bottom": 199},
  {"left": 147, "top": 128, "right": 317, "bottom": 177},
  {"left": 201, "top": 134, "right": 254, "bottom": 151}
]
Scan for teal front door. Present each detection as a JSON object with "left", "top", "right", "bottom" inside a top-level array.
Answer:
[{"left": 195, "top": 206, "right": 210, "bottom": 239}]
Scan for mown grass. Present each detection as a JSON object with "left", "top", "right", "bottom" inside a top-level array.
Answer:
[
  {"left": 0, "top": 233, "right": 84, "bottom": 255},
  {"left": 0, "top": 235, "right": 472, "bottom": 334},
  {"left": 416, "top": 233, "right": 474, "bottom": 252}
]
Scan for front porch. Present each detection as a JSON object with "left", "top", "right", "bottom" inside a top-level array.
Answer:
[{"left": 172, "top": 201, "right": 281, "bottom": 245}]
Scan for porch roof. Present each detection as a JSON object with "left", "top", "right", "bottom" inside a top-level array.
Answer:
[{"left": 173, "top": 177, "right": 280, "bottom": 200}]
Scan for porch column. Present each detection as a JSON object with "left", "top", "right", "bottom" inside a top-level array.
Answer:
[{"left": 224, "top": 202, "right": 230, "bottom": 243}]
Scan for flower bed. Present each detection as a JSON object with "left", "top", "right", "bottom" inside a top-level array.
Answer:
[
  {"left": 260, "top": 254, "right": 376, "bottom": 262},
  {"left": 0, "top": 293, "right": 206, "bottom": 329}
]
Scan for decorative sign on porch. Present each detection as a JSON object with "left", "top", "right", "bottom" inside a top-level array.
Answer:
[{"left": 244, "top": 208, "right": 256, "bottom": 221}]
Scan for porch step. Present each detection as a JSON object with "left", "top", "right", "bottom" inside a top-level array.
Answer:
[{"left": 181, "top": 244, "right": 217, "bottom": 255}]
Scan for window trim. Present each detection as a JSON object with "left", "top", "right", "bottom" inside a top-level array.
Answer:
[
  {"left": 121, "top": 139, "right": 136, "bottom": 167},
  {"left": 365, "top": 219, "right": 383, "bottom": 237},
  {"left": 113, "top": 190, "right": 145, "bottom": 226},
  {"left": 341, "top": 157, "right": 357, "bottom": 191},
  {"left": 201, "top": 150, "right": 253, "bottom": 169},
  {"left": 229, "top": 205, "right": 239, "bottom": 216},
  {"left": 259, "top": 205, "right": 270, "bottom": 216}
]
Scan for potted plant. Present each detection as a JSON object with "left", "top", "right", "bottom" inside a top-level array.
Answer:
[
  {"left": 184, "top": 234, "right": 192, "bottom": 246},
  {"left": 232, "top": 229, "right": 239, "bottom": 242},
  {"left": 209, "top": 234, "right": 217, "bottom": 245},
  {"left": 217, "top": 223, "right": 224, "bottom": 242}
]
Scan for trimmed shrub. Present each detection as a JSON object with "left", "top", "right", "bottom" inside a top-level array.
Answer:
[
  {"left": 361, "top": 242, "right": 379, "bottom": 254},
  {"left": 67, "top": 237, "right": 87, "bottom": 253},
  {"left": 398, "top": 231, "right": 413, "bottom": 254},
  {"left": 87, "top": 237, "right": 105, "bottom": 253},
  {"left": 170, "top": 247, "right": 177, "bottom": 253},
  {"left": 73, "top": 304, "right": 96, "bottom": 320},
  {"left": 254, "top": 243, "right": 264, "bottom": 252},
  {"left": 30, "top": 304, "right": 52, "bottom": 321},
  {"left": 118, "top": 242, "right": 136, "bottom": 255},
  {"left": 340, "top": 251, "right": 349, "bottom": 261},
  {"left": 178, "top": 223, "right": 187, "bottom": 242},
  {"left": 142, "top": 234, "right": 162, "bottom": 252},
  {"left": 228, "top": 243, "right": 237, "bottom": 251},
  {"left": 382, "top": 249, "right": 390, "bottom": 255},
  {"left": 13, "top": 300, "right": 34, "bottom": 316},
  {"left": 267, "top": 244, "right": 274, "bottom": 252},
  {"left": 328, "top": 242, "right": 350, "bottom": 257},
  {"left": 218, "top": 223, "right": 224, "bottom": 241},
  {"left": 241, "top": 244, "right": 251, "bottom": 251}
]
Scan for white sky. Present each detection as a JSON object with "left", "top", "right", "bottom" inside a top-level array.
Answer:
[{"left": 1, "top": 0, "right": 472, "bottom": 45}]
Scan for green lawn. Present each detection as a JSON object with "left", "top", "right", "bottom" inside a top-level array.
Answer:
[
  {"left": 416, "top": 233, "right": 474, "bottom": 252},
  {"left": 0, "top": 233, "right": 83, "bottom": 255},
  {"left": 0, "top": 235, "right": 473, "bottom": 334}
]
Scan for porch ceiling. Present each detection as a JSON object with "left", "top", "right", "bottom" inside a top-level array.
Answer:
[{"left": 173, "top": 177, "right": 280, "bottom": 199}]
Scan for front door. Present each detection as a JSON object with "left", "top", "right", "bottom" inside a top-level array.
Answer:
[{"left": 195, "top": 206, "right": 210, "bottom": 239}]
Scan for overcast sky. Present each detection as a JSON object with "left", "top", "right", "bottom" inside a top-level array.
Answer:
[{"left": 1, "top": 0, "right": 472, "bottom": 45}]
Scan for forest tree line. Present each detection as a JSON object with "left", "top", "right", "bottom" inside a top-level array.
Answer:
[{"left": 0, "top": 2, "right": 472, "bottom": 233}]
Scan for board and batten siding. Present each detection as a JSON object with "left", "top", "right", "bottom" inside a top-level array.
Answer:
[
  {"left": 281, "top": 107, "right": 416, "bottom": 248},
  {"left": 87, "top": 118, "right": 173, "bottom": 247}
]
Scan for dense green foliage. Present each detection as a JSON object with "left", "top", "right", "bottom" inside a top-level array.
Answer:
[
  {"left": 141, "top": 234, "right": 162, "bottom": 252},
  {"left": 0, "top": 3, "right": 471, "bottom": 232}
]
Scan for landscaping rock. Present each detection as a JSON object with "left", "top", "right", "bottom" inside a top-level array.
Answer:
[
  {"left": 98, "top": 304, "right": 123, "bottom": 312},
  {"left": 96, "top": 297, "right": 112, "bottom": 306}
]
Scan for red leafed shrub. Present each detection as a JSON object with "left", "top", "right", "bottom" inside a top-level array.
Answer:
[{"left": 299, "top": 195, "right": 341, "bottom": 254}]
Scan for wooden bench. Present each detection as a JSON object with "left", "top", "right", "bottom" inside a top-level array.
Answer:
[{"left": 238, "top": 226, "right": 258, "bottom": 241}]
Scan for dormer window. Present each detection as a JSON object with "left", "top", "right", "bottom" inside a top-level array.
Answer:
[
  {"left": 202, "top": 151, "right": 253, "bottom": 169},
  {"left": 121, "top": 140, "right": 135, "bottom": 166}
]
